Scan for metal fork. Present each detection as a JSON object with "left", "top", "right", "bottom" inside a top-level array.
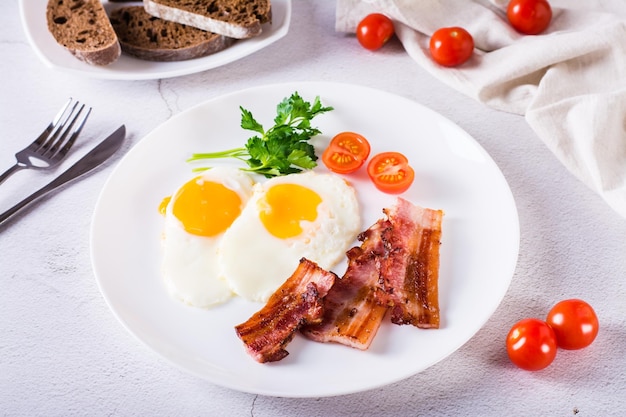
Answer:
[{"left": 0, "top": 98, "right": 91, "bottom": 186}]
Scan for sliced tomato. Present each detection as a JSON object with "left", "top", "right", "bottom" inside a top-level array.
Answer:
[
  {"left": 367, "top": 151, "right": 414, "bottom": 194},
  {"left": 322, "top": 132, "right": 371, "bottom": 174}
]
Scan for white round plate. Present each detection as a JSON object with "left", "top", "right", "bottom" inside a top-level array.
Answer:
[
  {"left": 91, "top": 82, "right": 519, "bottom": 397},
  {"left": 20, "top": 0, "right": 291, "bottom": 80}
]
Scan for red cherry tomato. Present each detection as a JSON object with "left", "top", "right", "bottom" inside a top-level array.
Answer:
[
  {"left": 356, "top": 13, "right": 395, "bottom": 51},
  {"left": 367, "top": 151, "right": 414, "bottom": 194},
  {"left": 322, "top": 132, "right": 371, "bottom": 174},
  {"left": 507, "top": 0, "right": 552, "bottom": 35},
  {"left": 429, "top": 27, "right": 474, "bottom": 67},
  {"left": 546, "top": 299, "right": 599, "bottom": 350},
  {"left": 506, "top": 318, "right": 557, "bottom": 371}
]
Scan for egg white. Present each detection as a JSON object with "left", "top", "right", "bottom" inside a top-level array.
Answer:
[
  {"left": 161, "top": 167, "right": 255, "bottom": 308},
  {"left": 218, "top": 171, "right": 361, "bottom": 302}
]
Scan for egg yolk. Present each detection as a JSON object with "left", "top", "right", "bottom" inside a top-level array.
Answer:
[
  {"left": 158, "top": 196, "right": 171, "bottom": 215},
  {"left": 259, "top": 183, "right": 322, "bottom": 239},
  {"left": 171, "top": 177, "right": 243, "bottom": 237}
]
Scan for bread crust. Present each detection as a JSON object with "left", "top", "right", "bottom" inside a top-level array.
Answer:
[
  {"left": 109, "top": 6, "right": 235, "bottom": 61},
  {"left": 46, "top": 0, "right": 121, "bottom": 66},
  {"left": 143, "top": 0, "right": 271, "bottom": 39}
]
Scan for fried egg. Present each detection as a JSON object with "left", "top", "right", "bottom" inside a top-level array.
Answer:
[
  {"left": 161, "top": 166, "right": 255, "bottom": 308},
  {"left": 218, "top": 171, "right": 361, "bottom": 302}
]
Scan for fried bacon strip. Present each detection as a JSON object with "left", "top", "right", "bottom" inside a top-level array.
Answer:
[
  {"left": 237, "top": 198, "right": 443, "bottom": 362},
  {"left": 300, "top": 220, "right": 390, "bottom": 350},
  {"left": 234, "top": 258, "right": 337, "bottom": 363},
  {"left": 380, "top": 198, "right": 443, "bottom": 328},
  {"left": 302, "top": 198, "right": 443, "bottom": 350}
]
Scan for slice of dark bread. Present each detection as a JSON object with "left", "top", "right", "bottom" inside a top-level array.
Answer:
[
  {"left": 143, "top": 0, "right": 272, "bottom": 39},
  {"left": 46, "top": 0, "right": 121, "bottom": 66},
  {"left": 109, "top": 6, "right": 235, "bottom": 61}
]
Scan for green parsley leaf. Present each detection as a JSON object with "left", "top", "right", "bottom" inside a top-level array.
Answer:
[{"left": 187, "top": 92, "right": 333, "bottom": 178}]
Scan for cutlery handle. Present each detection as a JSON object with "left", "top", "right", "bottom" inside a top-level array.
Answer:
[
  {"left": 0, "top": 125, "right": 125, "bottom": 228},
  {"left": 0, "top": 181, "right": 56, "bottom": 225},
  {"left": 0, "top": 164, "right": 23, "bottom": 187}
]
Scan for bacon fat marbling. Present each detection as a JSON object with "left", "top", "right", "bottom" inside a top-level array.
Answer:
[{"left": 234, "top": 258, "right": 337, "bottom": 363}]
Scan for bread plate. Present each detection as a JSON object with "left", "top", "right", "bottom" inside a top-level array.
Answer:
[
  {"left": 20, "top": 0, "right": 291, "bottom": 80},
  {"left": 90, "top": 82, "right": 520, "bottom": 397}
]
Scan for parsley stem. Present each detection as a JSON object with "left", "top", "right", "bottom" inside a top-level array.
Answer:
[{"left": 187, "top": 147, "right": 247, "bottom": 162}]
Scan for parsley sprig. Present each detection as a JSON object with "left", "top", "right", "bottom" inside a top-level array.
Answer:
[{"left": 187, "top": 92, "right": 333, "bottom": 178}]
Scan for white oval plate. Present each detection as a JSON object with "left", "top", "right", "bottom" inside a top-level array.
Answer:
[
  {"left": 91, "top": 82, "right": 519, "bottom": 397},
  {"left": 20, "top": 0, "right": 291, "bottom": 80}
]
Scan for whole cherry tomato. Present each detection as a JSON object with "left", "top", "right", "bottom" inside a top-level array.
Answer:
[
  {"left": 322, "top": 132, "right": 371, "bottom": 174},
  {"left": 546, "top": 299, "right": 599, "bottom": 350},
  {"left": 367, "top": 151, "right": 414, "bottom": 194},
  {"left": 506, "top": 318, "right": 557, "bottom": 371},
  {"left": 507, "top": 0, "right": 552, "bottom": 35},
  {"left": 356, "top": 13, "right": 395, "bottom": 51},
  {"left": 429, "top": 27, "right": 474, "bottom": 67}
]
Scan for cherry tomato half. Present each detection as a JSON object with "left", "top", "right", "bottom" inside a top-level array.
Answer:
[
  {"left": 546, "top": 299, "right": 599, "bottom": 350},
  {"left": 356, "top": 13, "right": 395, "bottom": 51},
  {"left": 367, "top": 152, "right": 414, "bottom": 194},
  {"left": 507, "top": 0, "right": 552, "bottom": 35},
  {"left": 429, "top": 27, "right": 474, "bottom": 67},
  {"left": 322, "top": 132, "right": 371, "bottom": 174},
  {"left": 506, "top": 318, "right": 557, "bottom": 371}
]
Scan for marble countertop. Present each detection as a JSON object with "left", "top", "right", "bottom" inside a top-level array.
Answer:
[{"left": 2, "top": 1, "right": 625, "bottom": 416}]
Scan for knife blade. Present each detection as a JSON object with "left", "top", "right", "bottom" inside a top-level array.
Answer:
[{"left": 0, "top": 125, "right": 126, "bottom": 227}]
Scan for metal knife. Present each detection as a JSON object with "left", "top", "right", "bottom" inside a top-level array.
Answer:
[{"left": 0, "top": 125, "right": 126, "bottom": 227}]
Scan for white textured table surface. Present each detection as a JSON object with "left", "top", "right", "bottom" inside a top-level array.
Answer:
[{"left": 2, "top": 1, "right": 625, "bottom": 416}]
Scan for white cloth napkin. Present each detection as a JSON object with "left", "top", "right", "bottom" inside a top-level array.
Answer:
[{"left": 336, "top": 0, "right": 626, "bottom": 219}]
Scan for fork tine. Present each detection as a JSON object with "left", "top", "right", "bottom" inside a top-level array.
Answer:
[
  {"left": 0, "top": 98, "right": 92, "bottom": 186},
  {"left": 45, "top": 103, "right": 86, "bottom": 157},
  {"left": 31, "top": 98, "right": 74, "bottom": 150},
  {"left": 39, "top": 101, "right": 81, "bottom": 154},
  {"left": 53, "top": 106, "right": 92, "bottom": 160}
]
